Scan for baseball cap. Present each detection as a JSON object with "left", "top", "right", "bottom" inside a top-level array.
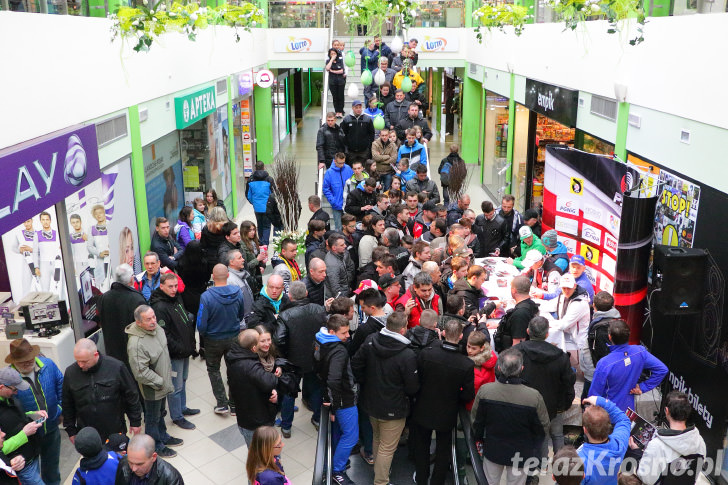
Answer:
[
  {"left": 105, "top": 433, "right": 130, "bottom": 454},
  {"left": 518, "top": 225, "right": 533, "bottom": 239},
  {"left": 559, "top": 274, "right": 576, "bottom": 288},
  {"left": 541, "top": 229, "right": 558, "bottom": 251},
  {"left": 353, "top": 279, "right": 380, "bottom": 295},
  {"left": 569, "top": 255, "right": 585, "bottom": 266},
  {"left": 0, "top": 367, "right": 29, "bottom": 391},
  {"left": 522, "top": 249, "right": 544, "bottom": 268},
  {"left": 378, "top": 273, "right": 402, "bottom": 290},
  {"left": 422, "top": 201, "right": 437, "bottom": 213},
  {"left": 352, "top": 99, "right": 363, "bottom": 106}
]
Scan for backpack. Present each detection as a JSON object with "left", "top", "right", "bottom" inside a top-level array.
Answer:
[
  {"left": 439, "top": 161, "right": 452, "bottom": 186},
  {"left": 587, "top": 317, "right": 620, "bottom": 365},
  {"left": 493, "top": 308, "right": 514, "bottom": 353}
]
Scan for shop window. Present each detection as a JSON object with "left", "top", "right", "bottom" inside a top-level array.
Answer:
[
  {"left": 532, "top": 114, "right": 575, "bottom": 207},
  {"left": 482, "top": 92, "right": 510, "bottom": 201}
]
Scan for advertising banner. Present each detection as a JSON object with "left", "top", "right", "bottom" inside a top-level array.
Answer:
[
  {"left": 272, "top": 33, "right": 328, "bottom": 53},
  {"left": 0, "top": 124, "right": 101, "bottom": 235},
  {"left": 211, "top": 107, "right": 232, "bottom": 215},
  {"left": 542, "top": 146, "right": 638, "bottom": 294},
  {"left": 143, "top": 133, "right": 184, "bottom": 237},
  {"left": 524, "top": 80, "right": 579, "bottom": 127}
]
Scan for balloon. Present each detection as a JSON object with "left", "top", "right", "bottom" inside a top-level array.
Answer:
[
  {"left": 373, "top": 115, "right": 385, "bottom": 131},
  {"left": 401, "top": 75, "right": 412, "bottom": 93},
  {"left": 347, "top": 84, "right": 360, "bottom": 98},
  {"left": 374, "top": 69, "right": 386, "bottom": 86},
  {"left": 391, "top": 36, "right": 403, "bottom": 54},
  {"left": 361, "top": 69, "right": 373, "bottom": 86},
  {"left": 344, "top": 50, "right": 356, "bottom": 68}
]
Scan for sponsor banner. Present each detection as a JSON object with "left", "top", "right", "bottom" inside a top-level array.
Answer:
[
  {"left": 558, "top": 236, "right": 577, "bottom": 255},
  {"left": 273, "top": 33, "right": 328, "bottom": 53},
  {"left": 554, "top": 215, "right": 578, "bottom": 236},
  {"left": 579, "top": 243, "right": 600, "bottom": 265},
  {"left": 583, "top": 203, "right": 604, "bottom": 225},
  {"left": 581, "top": 223, "right": 602, "bottom": 246},
  {"left": 602, "top": 253, "right": 616, "bottom": 276},
  {"left": 420, "top": 35, "right": 460, "bottom": 52},
  {"left": 604, "top": 233, "right": 618, "bottom": 256},
  {"left": 556, "top": 196, "right": 580, "bottom": 216}
]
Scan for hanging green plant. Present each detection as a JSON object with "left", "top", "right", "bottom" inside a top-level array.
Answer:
[
  {"left": 110, "top": 1, "right": 265, "bottom": 52},
  {"left": 335, "top": 0, "right": 420, "bottom": 37},
  {"left": 544, "top": 0, "right": 647, "bottom": 45},
  {"left": 472, "top": 3, "right": 531, "bottom": 43}
]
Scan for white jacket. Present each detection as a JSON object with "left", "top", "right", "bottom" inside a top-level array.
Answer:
[
  {"left": 541, "top": 288, "right": 590, "bottom": 351},
  {"left": 637, "top": 427, "right": 706, "bottom": 485}
]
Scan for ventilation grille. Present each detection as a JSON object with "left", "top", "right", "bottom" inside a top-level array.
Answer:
[
  {"left": 96, "top": 114, "right": 128, "bottom": 148},
  {"left": 590, "top": 95, "right": 617, "bottom": 122},
  {"left": 628, "top": 113, "right": 641, "bottom": 128},
  {"left": 216, "top": 79, "right": 227, "bottom": 96},
  {"left": 469, "top": 63, "right": 477, "bottom": 75}
]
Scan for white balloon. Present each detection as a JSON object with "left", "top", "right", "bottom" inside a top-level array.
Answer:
[
  {"left": 374, "top": 69, "right": 386, "bottom": 86},
  {"left": 391, "top": 36, "right": 403, "bottom": 54},
  {"left": 347, "top": 84, "right": 360, "bottom": 98}
]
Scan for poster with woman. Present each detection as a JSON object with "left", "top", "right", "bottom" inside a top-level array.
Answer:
[{"left": 144, "top": 133, "right": 185, "bottom": 237}]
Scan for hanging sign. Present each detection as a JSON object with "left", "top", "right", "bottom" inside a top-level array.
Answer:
[
  {"left": 256, "top": 69, "right": 275, "bottom": 89},
  {"left": 238, "top": 71, "right": 254, "bottom": 97},
  {"left": 240, "top": 100, "right": 254, "bottom": 176},
  {"left": 174, "top": 86, "right": 217, "bottom": 129},
  {"left": 525, "top": 79, "right": 579, "bottom": 127}
]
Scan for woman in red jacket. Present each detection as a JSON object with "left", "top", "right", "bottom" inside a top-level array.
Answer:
[{"left": 465, "top": 331, "right": 497, "bottom": 411}]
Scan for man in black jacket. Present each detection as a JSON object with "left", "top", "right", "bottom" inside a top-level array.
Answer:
[
  {"left": 150, "top": 217, "right": 182, "bottom": 270},
  {"left": 514, "top": 316, "right": 575, "bottom": 465},
  {"left": 406, "top": 309, "right": 440, "bottom": 356},
  {"left": 304, "top": 258, "right": 327, "bottom": 306},
  {"left": 0, "top": 368, "right": 44, "bottom": 485},
  {"left": 149, "top": 274, "right": 199, "bottom": 431},
  {"left": 396, "top": 103, "right": 433, "bottom": 142},
  {"left": 352, "top": 311, "right": 418, "bottom": 485},
  {"left": 349, "top": 288, "right": 388, "bottom": 357},
  {"left": 226, "top": 329, "right": 279, "bottom": 447},
  {"left": 217, "top": 221, "right": 243, "bottom": 265},
  {"left": 316, "top": 113, "right": 346, "bottom": 169},
  {"left": 115, "top": 434, "right": 183, "bottom": 485},
  {"left": 276, "top": 281, "right": 327, "bottom": 435},
  {"left": 308, "top": 195, "right": 331, "bottom": 231},
  {"left": 342, "top": 100, "right": 375, "bottom": 164},
  {"left": 410, "top": 320, "right": 475, "bottom": 485},
  {"left": 345, "top": 178, "right": 378, "bottom": 220},
  {"left": 97, "top": 264, "right": 146, "bottom": 369},
  {"left": 474, "top": 200, "right": 508, "bottom": 257},
  {"left": 247, "top": 275, "right": 290, "bottom": 338}
]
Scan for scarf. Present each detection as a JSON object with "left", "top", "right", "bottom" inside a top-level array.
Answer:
[
  {"left": 261, "top": 287, "right": 283, "bottom": 313},
  {"left": 258, "top": 352, "right": 276, "bottom": 373},
  {"left": 281, "top": 257, "right": 301, "bottom": 282}
]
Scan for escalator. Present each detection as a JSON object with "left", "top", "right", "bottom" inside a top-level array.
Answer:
[{"left": 313, "top": 406, "right": 488, "bottom": 485}]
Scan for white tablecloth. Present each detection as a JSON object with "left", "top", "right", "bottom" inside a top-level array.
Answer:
[{"left": 0, "top": 326, "right": 75, "bottom": 371}]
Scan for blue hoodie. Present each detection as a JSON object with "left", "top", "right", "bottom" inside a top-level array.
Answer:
[
  {"left": 546, "top": 241, "right": 570, "bottom": 273},
  {"left": 323, "top": 163, "right": 354, "bottom": 211},
  {"left": 316, "top": 327, "right": 342, "bottom": 345},
  {"left": 398, "top": 168, "right": 416, "bottom": 184},
  {"left": 197, "top": 285, "right": 246, "bottom": 340},
  {"left": 589, "top": 343, "right": 668, "bottom": 412},
  {"left": 364, "top": 107, "right": 384, "bottom": 119},
  {"left": 578, "top": 396, "right": 630, "bottom": 485},
  {"left": 397, "top": 140, "right": 428, "bottom": 168}
]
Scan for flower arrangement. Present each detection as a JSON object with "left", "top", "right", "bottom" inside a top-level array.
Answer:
[
  {"left": 110, "top": 1, "right": 265, "bottom": 52},
  {"left": 473, "top": 3, "right": 531, "bottom": 43},
  {"left": 545, "top": 0, "right": 646, "bottom": 45},
  {"left": 269, "top": 230, "right": 307, "bottom": 262},
  {"left": 335, "top": 0, "right": 420, "bottom": 36}
]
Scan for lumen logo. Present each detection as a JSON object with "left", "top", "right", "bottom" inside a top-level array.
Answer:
[
  {"left": 286, "top": 37, "right": 313, "bottom": 52},
  {"left": 422, "top": 37, "right": 447, "bottom": 52}
]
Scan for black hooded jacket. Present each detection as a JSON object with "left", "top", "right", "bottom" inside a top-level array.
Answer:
[
  {"left": 149, "top": 289, "right": 196, "bottom": 359},
  {"left": 406, "top": 325, "right": 440, "bottom": 356},
  {"left": 349, "top": 315, "right": 386, "bottom": 357},
  {"left": 225, "top": 344, "right": 278, "bottom": 429},
  {"left": 316, "top": 123, "right": 346, "bottom": 167},
  {"left": 449, "top": 278, "right": 485, "bottom": 319},
  {"left": 351, "top": 330, "right": 419, "bottom": 420},
  {"left": 275, "top": 299, "right": 327, "bottom": 373}
]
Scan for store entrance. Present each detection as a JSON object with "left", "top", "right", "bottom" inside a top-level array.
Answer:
[{"left": 526, "top": 113, "right": 575, "bottom": 210}]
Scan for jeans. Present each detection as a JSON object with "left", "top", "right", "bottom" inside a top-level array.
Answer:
[
  {"left": 39, "top": 425, "right": 61, "bottom": 485},
  {"left": 205, "top": 337, "right": 237, "bottom": 408},
  {"left": 541, "top": 412, "right": 565, "bottom": 461},
  {"left": 331, "top": 209, "right": 343, "bottom": 231},
  {"left": 483, "top": 458, "right": 528, "bottom": 485},
  {"left": 358, "top": 408, "right": 373, "bottom": 454},
  {"left": 410, "top": 423, "right": 452, "bottom": 485},
  {"left": 255, "top": 212, "right": 271, "bottom": 246},
  {"left": 379, "top": 173, "right": 394, "bottom": 192},
  {"left": 16, "top": 457, "right": 44, "bottom": 485},
  {"left": 281, "top": 372, "right": 322, "bottom": 430},
  {"left": 168, "top": 357, "right": 190, "bottom": 421},
  {"left": 331, "top": 406, "right": 359, "bottom": 473},
  {"left": 239, "top": 426, "right": 255, "bottom": 447},
  {"left": 442, "top": 185, "right": 450, "bottom": 205},
  {"left": 144, "top": 398, "right": 171, "bottom": 451},
  {"left": 371, "top": 417, "right": 406, "bottom": 485}
]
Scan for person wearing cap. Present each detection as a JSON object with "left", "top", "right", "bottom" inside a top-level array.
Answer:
[
  {"left": 413, "top": 200, "right": 438, "bottom": 235},
  {"left": 115, "top": 433, "right": 183, "bottom": 485},
  {"left": 71, "top": 427, "right": 121, "bottom": 485},
  {"left": 540, "top": 229, "right": 570, "bottom": 274},
  {"left": 520, "top": 249, "right": 559, "bottom": 296},
  {"left": 379, "top": 273, "right": 402, "bottom": 309},
  {"left": 342, "top": 99, "right": 375, "bottom": 165},
  {"left": 275, "top": 281, "right": 327, "bottom": 436},
  {"left": 104, "top": 433, "right": 129, "bottom": 455},
  {"left": 533, "top": 255, "right": 595, "bottom": 304},
  {"left": 7, "top": 339, "right": 63, "bottom": 485},
  {"left": 508, "top": 225, "right": 546, "bottom": 270},
  {"left": 0, "top": 366, "right": 46, "bottom": 485},
  {"left": 540, "top": 274, "right": 592, "bottom": 358}
]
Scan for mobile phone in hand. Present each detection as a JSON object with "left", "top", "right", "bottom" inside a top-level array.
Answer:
[{"left": 34, "top": 416, "right": 46, "bottom": 425}]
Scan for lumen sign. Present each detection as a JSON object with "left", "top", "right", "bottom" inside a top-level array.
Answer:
[
  {"left": 175, "top": 86, "right": 217, "bottom": 129},
  {"left": 0, "top": 124, "right": 101, "bottom": 234}
]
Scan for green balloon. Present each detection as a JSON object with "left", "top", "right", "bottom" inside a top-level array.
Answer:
[
  {"left": 344, "top": 51, "right": 356, "bottom": 68},
  {"left": 401, "top": 76, "right": 412, "bottom": 93},
  {"left": 361, "top": 69, "right": 373, "bottom": 86},
  {"left": 373, "top": 115, "right": 385, "bottom": 130}
]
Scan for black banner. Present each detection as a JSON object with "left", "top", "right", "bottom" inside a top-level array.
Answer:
[{"left": 525, "top": 79, "right": 579, "bottom": 127}]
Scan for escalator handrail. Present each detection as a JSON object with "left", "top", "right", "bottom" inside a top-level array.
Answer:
[
  {"left": 459, "top": 406, "right": 489, "bottom": 485},
  {"left": 312, "top": 404, "right": 331, "bottom": 485}
]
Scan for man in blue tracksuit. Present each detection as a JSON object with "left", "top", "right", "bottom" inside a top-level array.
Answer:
[
  {"left": 314, "top": 315, "right": 358, "bottom": 485},
  {"left": 579, "top": 395, "right": 630, "bottom": 485},
  {"left": 10, "top": 339, "right": 64, "bottom": 485},
  {"left": 323, "top": 153, "right": 354, "bottom": 231},
  {"left": 589, "top": 319, "right": 668, "bottom": 412},
  {"left": 540, "top": 229, "right": 570, "bottom": 274},
  {"left": 397, "top": 129, "right": 428, "bottom": 172},
  {"left": 246, "top": 161, "right": 274, "bottom": 245}
]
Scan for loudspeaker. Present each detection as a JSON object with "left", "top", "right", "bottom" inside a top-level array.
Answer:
[{"left": 653, "top": 245, "right": 707, "bottom": 315}]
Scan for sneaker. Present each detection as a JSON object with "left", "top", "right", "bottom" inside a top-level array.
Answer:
[
  {"left": 274, "top": 418, "right": 282, "bottom": 427},
  {"left": 230, "top": 405, "right": 236, "bottom": 417},
  {"left": 311, "top": 417, "right": 320, "bottom": 431},
  {"left": 332, "top": 471, "right": 354, "bottom": 485},
  {"left": 360, "top": 448, "right": 374, "bottom": 465},
  {"left": 182, "top": 408, "right": 200, "bottom": 416},
  {"left": 173, "top": 418, "right": 196, "bottom": 430},
  {"left": 157, "top": 447, "right": 177, "bottom": 458},
  {"left": 165, "top": 437, "right": 184, "bottom": 447},
  {"left": 282, "top": 428, "right": 291, "bottom": 438},
  {"left": 214, "top": 406, "right": 229, "bottom": 415}
]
